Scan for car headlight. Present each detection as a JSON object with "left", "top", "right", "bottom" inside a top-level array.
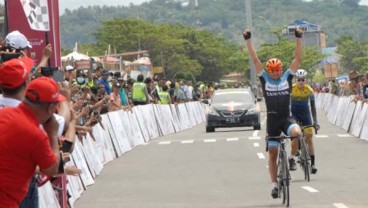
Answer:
[
  {"left": 208, "top": 108, "right": 220, "bottom": 116},
  {"left": 246, "top": 108, "right": 257, "bottom": 114}
]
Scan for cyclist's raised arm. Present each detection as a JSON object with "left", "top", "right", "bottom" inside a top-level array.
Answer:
[
  {"left": 290, "top": 27, "right": 303, "bottom": 74},
  {"left": 243, "top": 29, "right": 263, "bottom": 75}
]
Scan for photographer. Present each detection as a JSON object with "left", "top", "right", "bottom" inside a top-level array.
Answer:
[{"left": 0, "top": 30, "right": 32, "bottom": 63}]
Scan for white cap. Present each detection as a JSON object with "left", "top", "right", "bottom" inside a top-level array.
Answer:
[
  {"left": 5, "top": 30, "right": 32, "bottom": 49},
  {"left": 65, "top": 65, "right": 74, "bottom": 71}
]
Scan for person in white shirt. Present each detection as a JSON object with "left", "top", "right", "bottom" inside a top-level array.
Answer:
[{"left": 186, "top": 80, "right": 194, "bottom": 101}]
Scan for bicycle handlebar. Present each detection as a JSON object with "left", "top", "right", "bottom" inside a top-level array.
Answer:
[{"left": 265, "top": 135, "right": 300, "bottom": 140}]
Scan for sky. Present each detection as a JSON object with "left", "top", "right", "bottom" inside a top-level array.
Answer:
[
  {"left": 59, "top": 0, "right": 151, "bottom": 13},
  {"left": 59, "top": 0, "right": 368, "bottom": 14}
]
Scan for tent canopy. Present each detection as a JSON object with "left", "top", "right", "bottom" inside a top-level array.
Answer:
[{"left": 61, "top": 51, "right": 90, "bottom": 61}]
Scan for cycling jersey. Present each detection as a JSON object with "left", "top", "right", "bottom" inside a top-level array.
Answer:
[
  {"left": 259, "top": 69, "right": 294, "bottom": 118},
  {"left": 259, "top": 69, "right": 298, "bottom": 139},
  {"left": 291, "top": 84, "right": 315, "bottom": 110},
  {"left": 291, "top": 83, "right": 316, "bottom": 133}
]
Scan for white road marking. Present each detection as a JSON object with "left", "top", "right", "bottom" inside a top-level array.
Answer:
[
  {"left": 181, "top": 140, "right": 194, "bottom": 144},
  {"left": 141, "top": 143, "right": 148, "bottom": 145},
  {"left": 253, "top": 142, "right": 260, "bottom": 147},
  {"left": 226, "top": 138, "right": 239, "bottom": 142},
  {"left": 249, "top": 136, "right": 261, "bottom": 140},
  {"left": 301, "top": 186, "right": 319, "bottom": 193},
  {"left": 158, "top": 141, "right": 171, "bottom": 145},
  {"left": 253, "top": 131, "right": 259, "bottom": 137},
  {"left": 257, "top": 153, "right": 265, "bottom": 159},
  {"left": 333, "top": 203, "right": 349, "bottom": 208},
  {"left": 315, "top": 135, "right": 329, "bottom": 138},
  {"left": 337, "top": 134, "right": 352, "bottom": 138},
  {"left": 204, "top": 139, "right": 216, "bottom": 143}
]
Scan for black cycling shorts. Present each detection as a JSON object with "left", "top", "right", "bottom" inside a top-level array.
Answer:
[
  {"left": 291, "top": 109, "right": 312, "bottom": 126},
  {"left": 267, "top": 115, "right": 297, "bottom": 138}
]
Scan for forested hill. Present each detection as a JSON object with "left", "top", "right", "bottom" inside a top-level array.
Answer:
[{"left": 60, "top": 0, "right": 368, "bottom": 50}]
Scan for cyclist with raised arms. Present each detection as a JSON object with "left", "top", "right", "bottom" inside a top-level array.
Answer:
[
  {"left": 243, "top": 27, "right": 303, "bottom": 198},
  {"left": 291, "top": 69, "right": 320, "bottom": 174}
]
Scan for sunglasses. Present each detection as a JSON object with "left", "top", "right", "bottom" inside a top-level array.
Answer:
[
  {"left": 267, "top": 68, "right": 282, "bottom": 74},
  {"left": 268, "top": 69, "right": 282, "bottom": 74},
  {"left": 297, "top": 78, "right": 305, "bottom": 82}
]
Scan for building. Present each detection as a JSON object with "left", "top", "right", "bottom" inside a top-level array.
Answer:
[{"left": 283, "top": 19, "right": 326, "bottom": 50}]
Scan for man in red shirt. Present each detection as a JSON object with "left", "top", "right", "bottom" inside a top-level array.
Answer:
[{"left": 0, "top": 76, "right": 62, "bottom": 208}]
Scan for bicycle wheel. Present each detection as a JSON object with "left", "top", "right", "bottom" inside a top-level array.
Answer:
[
  {"left": 280, "top": 151, "right": 290, "bottom": 206},
  {"left": 300, "top": 138, "right": 310, "bottom": 181}
]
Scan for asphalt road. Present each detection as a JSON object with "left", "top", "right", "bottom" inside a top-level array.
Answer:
[{"left": 75, "top": 102, "right": 368, "bottom": 208}]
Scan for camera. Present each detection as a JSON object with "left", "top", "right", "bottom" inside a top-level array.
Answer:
[
  {"left": 41, "top": 67, "right": 58, "bottom": 77},
  {"left": 41, "top": 67, "right": 65, "bottom": 82},
  {"left": 0, "top": 53, "right": 22, "bottom": 62},
  {"left": 62, "top": 140, "right": 73, "bottom": 153}
]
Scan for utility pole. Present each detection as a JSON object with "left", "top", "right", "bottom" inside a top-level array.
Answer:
[
  {"left": 194, "top": 0, "right": 201, "bottom": 27},
  {"left": 245, "top": 0, "right": 256, "bottom": 88}
]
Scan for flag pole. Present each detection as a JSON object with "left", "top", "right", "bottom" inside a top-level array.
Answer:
[
  {"left": 4, "top": 0, "right": 9, "bottom": 35},
  {"left": 45, "top": 31, "right": 51, "bottom": 66}
]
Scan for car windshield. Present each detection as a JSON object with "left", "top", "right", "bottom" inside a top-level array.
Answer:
[{"left": 212, "top": 91, "right": 254, "bottom": 103}]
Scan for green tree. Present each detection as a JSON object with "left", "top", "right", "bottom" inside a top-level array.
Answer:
[
  {"left": 90, "top": 18, "right": 241, "bottom": 82},
  {"left": 336, "top": 36, "right": 367, "bottom": 73},
  {"left": 342, "top": 0, "right": 360, "bottom": 9}
]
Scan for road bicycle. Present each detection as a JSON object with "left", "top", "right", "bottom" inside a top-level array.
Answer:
[
  {"left": 266, "top": 134, "right": 298, "bottom": 207},
  {"left": 297, "top": 124, "right": 317, "bottom": 182}
]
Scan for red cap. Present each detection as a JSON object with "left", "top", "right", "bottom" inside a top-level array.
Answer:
[
  {"left": 26, "top": 77, "right": 63, "bottom": 102},
  {"left": 0, "top": 57, "right": 34, "bottom": 89}
]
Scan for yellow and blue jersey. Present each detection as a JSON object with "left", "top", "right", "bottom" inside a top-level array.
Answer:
[
  {"left": 291, "top": 83, "right": 315, "bottom": 110},
  {"left": 291, "top": 83, "right": 316, "bottom": 133}
]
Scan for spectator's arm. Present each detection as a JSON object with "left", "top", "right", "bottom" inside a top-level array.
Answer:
[
  {"left": 57, "top": 99, "right": 71, "bottom": 133},
  {"left": 35, "top": 44, "right": 52, "bottom": 73},
  {"left": 76, "top": 125, "right": 92, "bottom": 132},
  {"left": 75, "top": 106, "right": 89, "bottom": 120},
  {"left": 40, "top": 115, "right": 61, "bottom": 176},
  {"left": 63, "top": 110, "right": 76, "bottom": 153},
  {"left": 91, "top": 95, "right": 110, "bottom": 109}
]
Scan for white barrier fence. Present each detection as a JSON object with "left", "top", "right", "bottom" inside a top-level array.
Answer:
[
  {"left": 38, "top": 102, "right": 206, "bottom": 208},
  {"left": 316, "top": 93, "right": 368, "bottom": 141}
]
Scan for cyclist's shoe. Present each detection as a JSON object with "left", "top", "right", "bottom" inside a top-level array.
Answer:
[
  {"left": 271, "top": 187, "right": 278, "bottom": 199},
  {"left": 296, "top": 150, "right": 301, "bottom": 163},
  {"left": 311, "top": 165, "right": 318, "bottom": 174},
  {"left": 289, "top": 158, "right": 297, "bottom": 171}
]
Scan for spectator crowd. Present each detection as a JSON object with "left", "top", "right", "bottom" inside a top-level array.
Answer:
[
  {"left": 0, "top": 30, "right": 219, "bottom": 208},
  {"left": 311, "top": 70, "right": 368, "bottom": 102}
]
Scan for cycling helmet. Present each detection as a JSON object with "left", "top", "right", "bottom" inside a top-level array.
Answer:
[
  {"left": 266, "top": 58, "right": 282, "bottom": 73},
  {"left": 295, "top": 69, "right": 307, "bottom": 78}
]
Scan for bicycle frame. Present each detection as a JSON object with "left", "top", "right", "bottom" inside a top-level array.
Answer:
[
  {"left": 266, "top": 135, "right": 297, "bottom": 207},
  {"left": 298, "top": 124, "right": 316, "bottom": 181},
  {"left": 278, "top": 138, "right": 290, "bottom": 207}
]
